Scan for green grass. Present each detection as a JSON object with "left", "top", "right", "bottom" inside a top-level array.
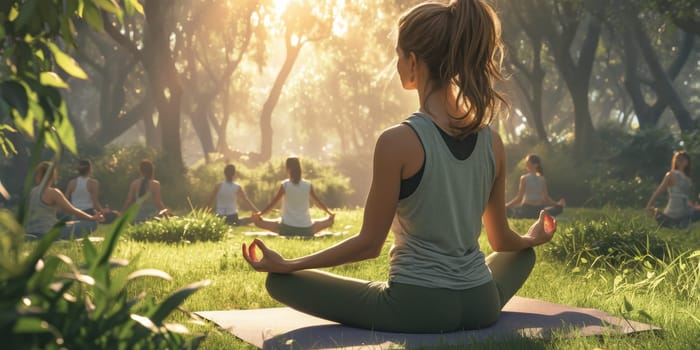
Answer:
[{"left": 49, "top": 208, "right": 700, "bottom": 349}]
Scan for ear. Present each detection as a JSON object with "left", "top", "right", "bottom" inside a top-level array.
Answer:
[{"left": 408, "top": 51, "right": 418, "bottom": 72}]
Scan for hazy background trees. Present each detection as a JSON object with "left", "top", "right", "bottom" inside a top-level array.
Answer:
[{"left": 1, "top": 0, "right": 699, "bottom": 208}]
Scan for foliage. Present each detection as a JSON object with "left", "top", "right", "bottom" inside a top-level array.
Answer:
[
  {"left": 612, "top": 249, "right": 700, "bottom": 302},
  {"left": 0, "top": 205, "right": 207, "bottom": 349},
  {"left": 126, "top": 209, "right": 229, "bottom": 243},
  {"left": 0, "top": 0, "right": 142, "bottom": 156},
  {"left": 585, "top": 176, "right": 657, "bottom": 208},
  {"left": 543, "top": 217, "right": 669, "bottom": 269}
]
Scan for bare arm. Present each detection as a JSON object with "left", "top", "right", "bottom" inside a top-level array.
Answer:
[
  {"left": 88, "top": 179, "right": 103, "bottom": 212},
  {"left": 309, "top": 185, "right": 333, "bottom": 215},
  {"left": 238, "top": 187, "right": 260, "bottom": 212},
  {"left": 647, "top": 172, "right": 672, "bottom": 209},
  {"left": 505, "top": 176, "right": 526, "bottom": 207},
  {"left": 243, "top": 126, "right": 407, "bottom": 273},
  {"left": 45, "top": 188, "right": 103, "bottom": 222},
  {"left": 482, "top": 131, "right": 553, "bottom": 252},
  {"left": 258, "top": 185, "right": 285, "bottom": 216}
]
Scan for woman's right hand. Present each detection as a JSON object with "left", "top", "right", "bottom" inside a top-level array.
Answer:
[
  {"left": 91, "top": 212, "right": 105, "bottom": 223},
  {"left": 242, "top": 238, "right": 293, "bottom": 273},
  {"left": 524, "top": 210, "right": 555, "bottom": 247}
]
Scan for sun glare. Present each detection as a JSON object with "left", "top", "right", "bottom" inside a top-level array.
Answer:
[{"left": 272, "top": 0, "right": 291, "bottom": 16}]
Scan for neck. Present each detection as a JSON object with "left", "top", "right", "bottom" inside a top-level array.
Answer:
[{"left": 418, "top": 85, "right": 467, "bottom": 132}]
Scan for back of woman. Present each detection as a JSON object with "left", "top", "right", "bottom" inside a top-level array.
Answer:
[
  {"left": 391, "top": 114, "right": 494, "bottom": 289},
  {"left": 522, "top": 173, "right": 545, "bottom": 205}
]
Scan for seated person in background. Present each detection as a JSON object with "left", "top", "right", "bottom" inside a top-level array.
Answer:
[
  {"left": 121, "top": 160, "right": 168, "bottom": 223},
  {"left": 65, "top": 159, "right": 103, "bottom": 216},
  {"left": 207, "top": 163, "right": 259, "bottom": 225},
  {"left": 253, "top": 157, "right": 334, "bottom": 237},
  {"left": 646, "top": 151, "right": 700, "bottom": 228},
  {"left": 26, "top": 161, "right": 104, "bottom": 240},
  {"left": 506, "top": 154, "right": 565, "bottom": 219}
]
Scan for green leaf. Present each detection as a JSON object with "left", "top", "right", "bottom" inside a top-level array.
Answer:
[
  {"left": 12, "top": 317, "right": 51, "bottom": 333},
  {"left": 125, "top": 0, "right": 144, "bottom": 15},
  {"left": 93, "top": 0, "right": 122, "bottom": 15},
  {"left": 39, "top": 72, "right": 68, "bottom": 88},
  {"left": 149, "top": 280, "right": 211, "bottom": 324},
  {"left": 53, "top": 102, "right": 77, "bottom": 154},
  {"left": 1, "top": 81, "right": 29, "bottom": 117},
  {"left": 91, "top": 202, "right": 138, "bottom": 272},
  {"left": 82, "top": 2, "right": 104, "bottom": 30},
  {"left": 127, "top": 269, "right": 173, "bottom": 282},
  {"left": 45, "top": 42, "right": 87, "bottom": 79}
]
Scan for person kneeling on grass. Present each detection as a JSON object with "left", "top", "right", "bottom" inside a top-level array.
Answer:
[
  {"left": 252, "top": 157, "right": 334, "bottom": 237},
  {"left": 26, "top": 161, "right": 104, "bottom": 240},
  {"left": 207, "top": 163, "right": 259, "bottom": 226}
]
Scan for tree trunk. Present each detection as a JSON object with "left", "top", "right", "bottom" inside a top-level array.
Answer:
[
  {"left": 258, "top": 38, "right": 303, "bottom": 162},
  {"left": 143, "top": 0, "right": 184, "bottom": 170}
]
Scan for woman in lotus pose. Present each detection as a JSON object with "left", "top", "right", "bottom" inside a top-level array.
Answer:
[
  {"left": 26, "top": 161, "right": 104, "bottom": 240},
  {"left": 253, "top": 157, "right": 335, "bottom": 236},
  {"left": 121, "top": 160, "right": 168, "bottom": 223},
  {"left": 506, "top": 154, "right": 566, "bottom": 219},
  {"left": 242, "top": 0, "right": 555, "bottom": 333},
  {"left": 208, "top": 163, "right": 259, "bottom": 226},
  {"left": 646, "top": 151, "right": 700, "bottom": 228},
  {"left": 65, "top": 159, "right": 103, "bottom": 216}
]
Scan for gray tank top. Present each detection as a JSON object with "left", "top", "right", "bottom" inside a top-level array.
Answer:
[
  {"left": 26, "top": 186, "right": 59, "bottom": 234},
  {"left": 389, "top": 113, "right": 494, "bottom": 290},
  {"left": 523, "top": 173, "right": 545, "bottom": 205},
  {"left": 664, "top": 170, "right": 692, "bottom": 219}
]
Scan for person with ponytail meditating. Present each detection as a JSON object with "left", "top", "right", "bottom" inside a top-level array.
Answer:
[
  {"left": 253, "top": 157, "right": 335, "bottom": 237},
  {"left": 242, "top": 0, "right": 556, "bottom": 333},
  {"left": 121, "top": 160, "right": 168, "bottom": 223}
]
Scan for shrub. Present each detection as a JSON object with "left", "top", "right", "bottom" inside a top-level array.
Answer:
[
  {"left": 0, "top": 206, "right": 208, "bottom": 349},
  {"left": 127, "top": 209, "right": 229, "bottom": 243},
  {"left": 544, "top": 218, "right": 669, "bottom": 270},
  {"left": 585, "top": 176, "right": 657, "bottom": 208}
]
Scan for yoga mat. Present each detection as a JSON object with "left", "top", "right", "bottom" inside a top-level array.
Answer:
[
  {"left": 244, "top": 231, "right": 346, "bottom": 238},
  {"left": 196, "top": 296, "right": 661, "bottom": 349}
]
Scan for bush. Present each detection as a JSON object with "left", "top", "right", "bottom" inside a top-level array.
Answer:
[
  {"left": 585, "top": 176, "right": 657, "bottom": 208},
  {"left": 543, "top": 218, "right": 669, "bottom": 271},
  {"left": 127, "top": 209, "right": 229, "bottom": 243},
  {"left": 0, "top": 206, "right": 208, "bottom": 349}
]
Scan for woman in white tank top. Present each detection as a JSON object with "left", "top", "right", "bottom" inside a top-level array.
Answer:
[
  {"left": 207, "top": 163, "right": 259, "bottom": 226},
  {"left": 65, "top": 159, "right": 103, "bottom": 215},
  {"left": 506, "top": 154, "right": 566, "bottom": 219},
  {"left": 253, "top": 157, "right": 335, "bottom": 236}
]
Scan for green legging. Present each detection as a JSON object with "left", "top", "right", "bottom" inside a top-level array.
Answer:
[{"left": 266, "top": 248, "right": 535, "bottom": 333}]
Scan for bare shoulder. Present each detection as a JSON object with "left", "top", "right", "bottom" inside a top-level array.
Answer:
[{"left": 376, "top": 123, "right": 420, "bottom": 152}]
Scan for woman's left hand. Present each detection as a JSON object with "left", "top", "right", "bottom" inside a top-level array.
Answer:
[{"left": 242, "top": 238, "right": 294, "bottom": 273}]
